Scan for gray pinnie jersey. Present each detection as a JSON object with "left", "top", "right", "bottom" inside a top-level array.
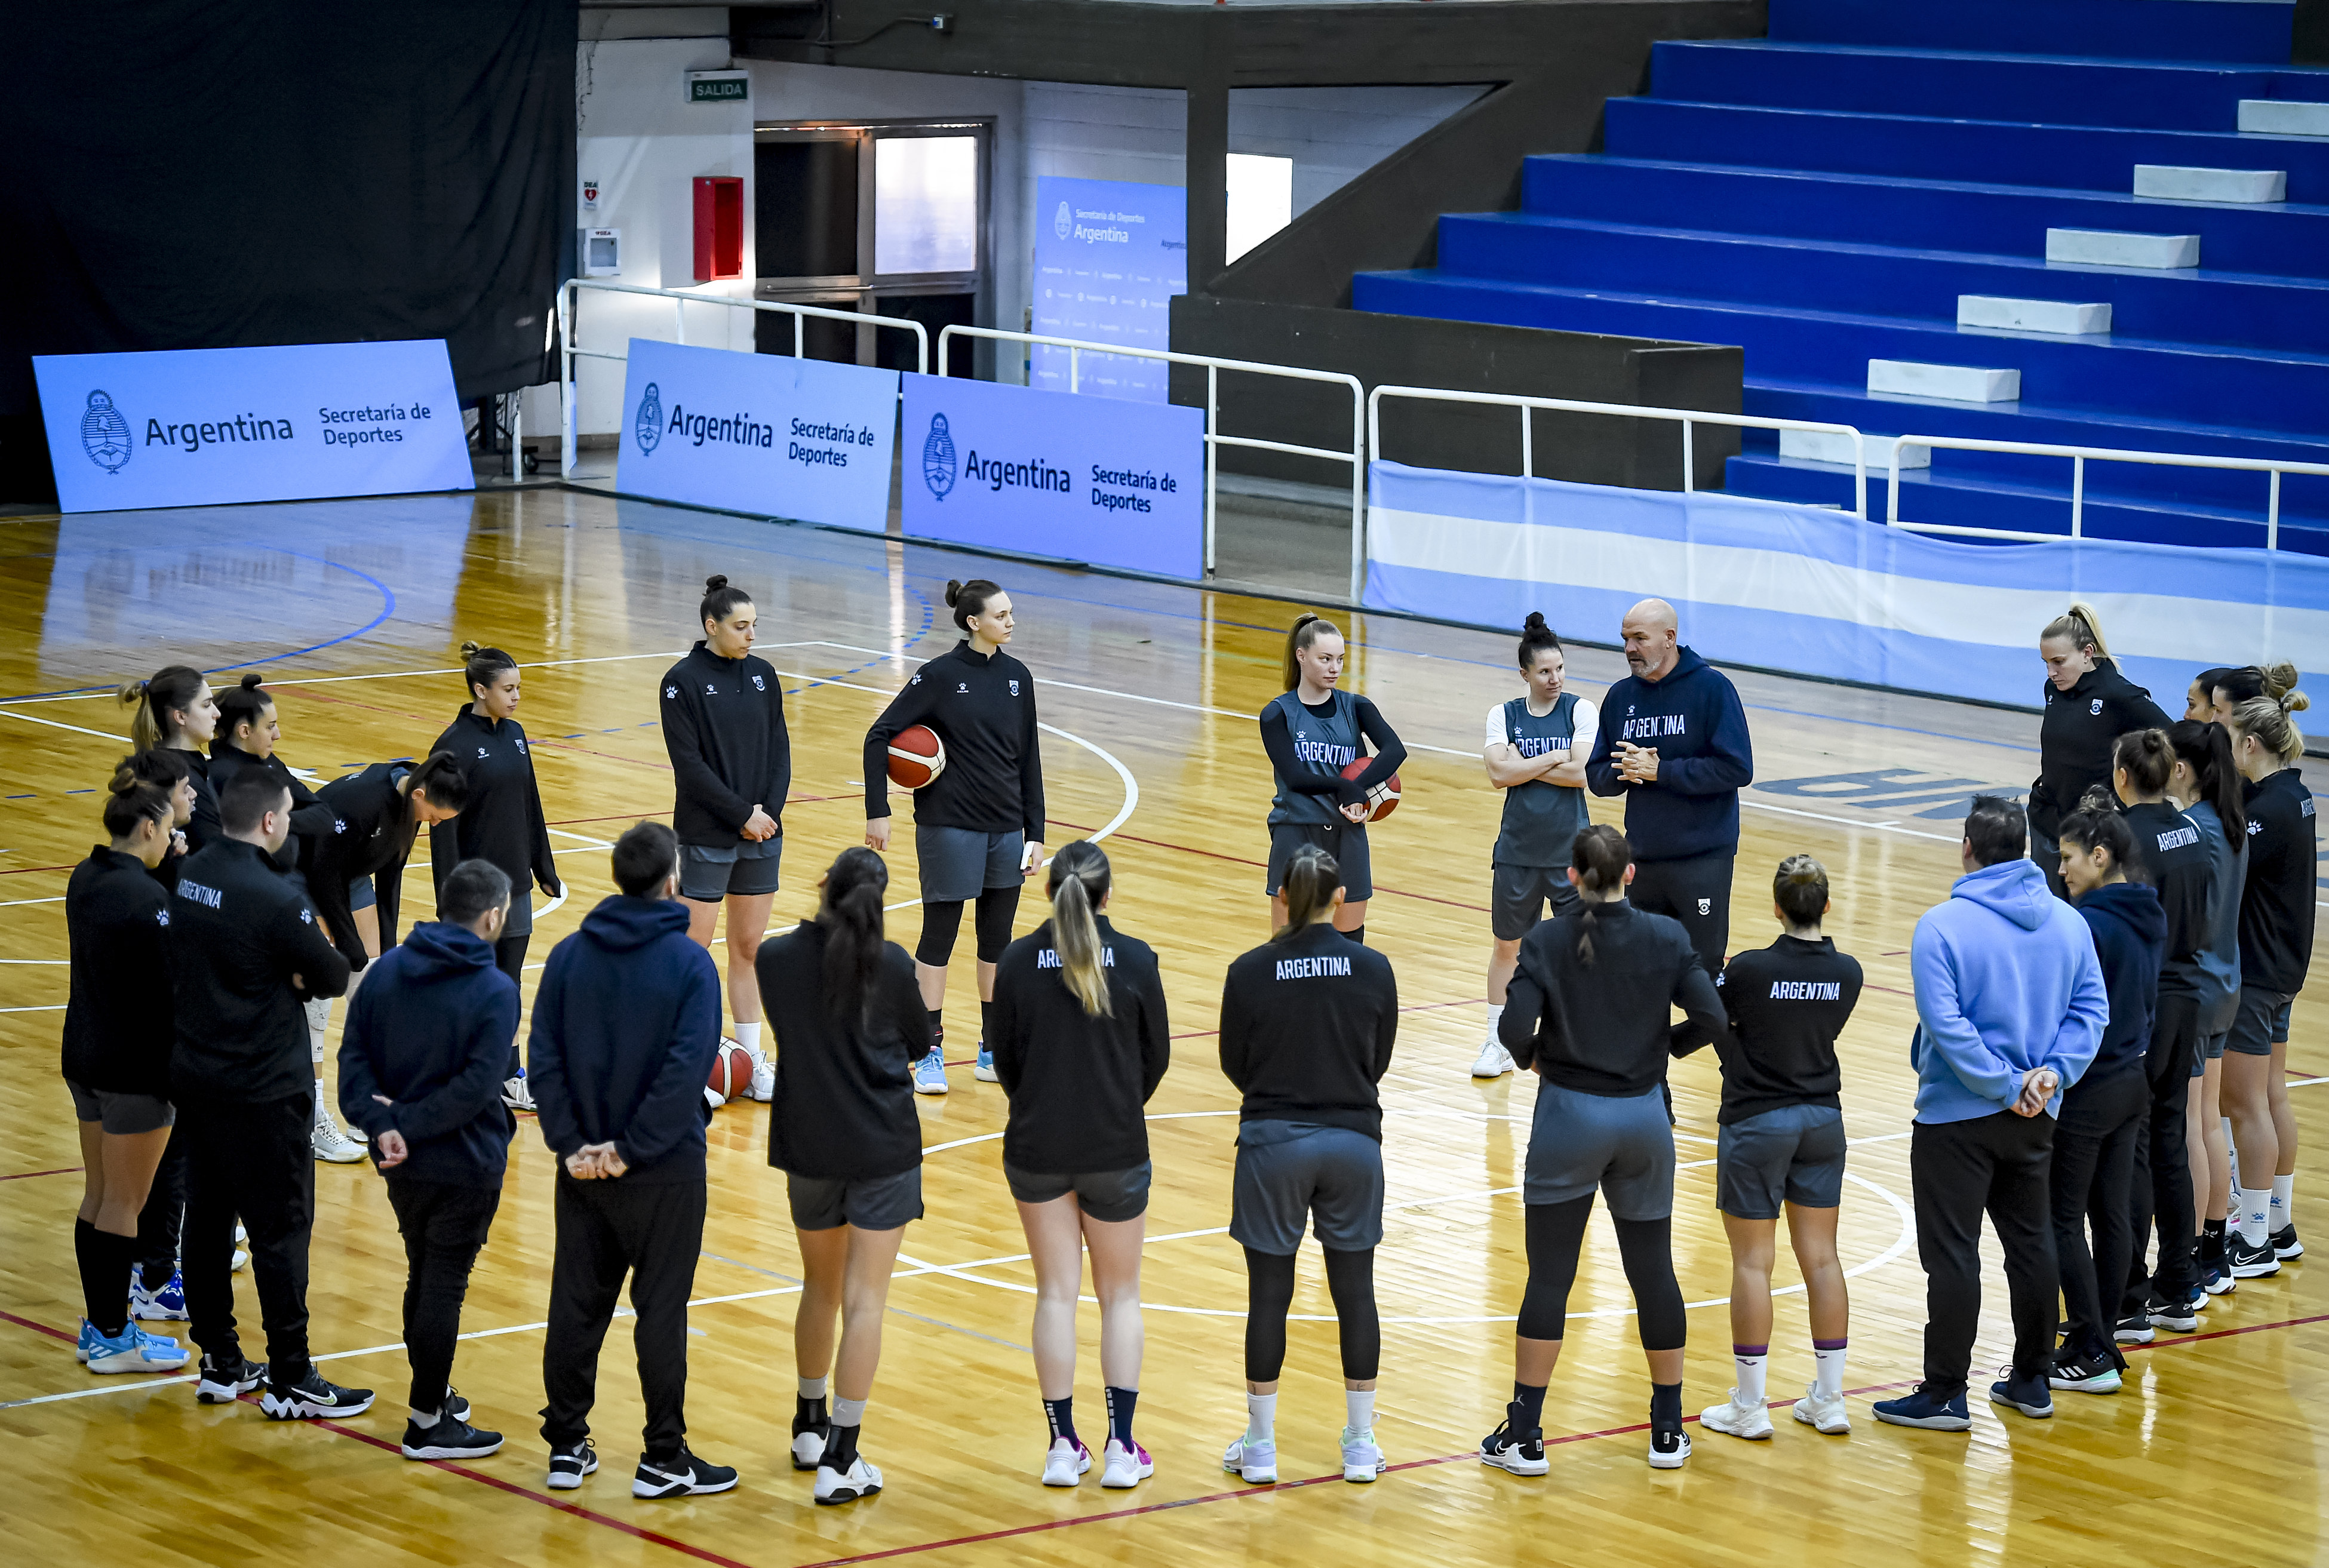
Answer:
[
  {"left": 1491, "top": 691, "right": 1592, "bottom": 868},
  {"left": 1266, "top": 687, "right": 1360, "bottom": 828}
]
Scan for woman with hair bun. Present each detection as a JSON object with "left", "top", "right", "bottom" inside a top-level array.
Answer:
[
  {"left": 2209, "top": 662, "right": 2308, "bottom": 729},
  {"left": 2030, "top": 604, "right": 2171, "bottom": 897},
  {"left": 1476, "top": 613, "right": 1597, "bottom": 1078},
  {"left": 861, "top": 577, "right": 1046, "bottom": 1096},
  {"left": 1488, "top": 824, "right": 1726, "bottom": 1476},
  {"left": 1216, "top": 844, "right": 1399, "bottom": 1487},
  {"left": 660, "top": 576, "right": 791, "bottom": 1102},
  {"left": 1259, "top": 613, "right": 1406, "bottom": 946},
  {"left": 755, "top": 846, "right": 934, "bottom": 1506},
  {"left": 118, "top": 665, "right": 222, "bottom": 853},
  {"left": 2164, "top": 718, "right": 2246, "bottom": 1300},
  {"left": 429, "top": 644, "right": 560, "bottom": 983},
  {"left": 990, "top": 841, "right": 1169, "bottom": 1490}
]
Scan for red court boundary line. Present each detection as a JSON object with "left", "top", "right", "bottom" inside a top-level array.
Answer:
[
  {"left": 0, "top": 863, "right": 74, "bottom": 877},
  {"left": 0, "top": 1166, "right": 80, "bottom": 1182},
  {"left": 1, "top": 1308, "right": 73, "bottom": 1343}
]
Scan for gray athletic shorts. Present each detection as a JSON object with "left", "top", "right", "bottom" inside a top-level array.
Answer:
[
  {"left": 1525, "top": 1080, "right": 1675, "bottom": 1220},
  {"left": 1716, "top": 1103, "right": 1847, "bottom": 1219},
  {"left": 1491, "top": 862, "right": 1579, "bottom": 942},
  {"left": 918, "top": 825, "right": 1025, "bottom": 903},
  {"left": 2192, "top": 1029, "right": 2229, "bottom": 1078},
  {"left": 2226, "top": 986, "right": 2293, "bottom": 1058},
  {"left": 66, "top": 1079, "right": 175, "bottom": 1135},
  {"left": 1264, "top": 821, "right": 1372, "bottom": 902},
  {"left": 680, "top": 840, "right": 782, "bottom": 901},
  {"left": 1003, "top": 1160, "right": 1151, "bottom": 1223},
  {"left": 787, "top": 1166, "right": 922, "bottom": 1232},
  {"left": 348, "top": 873, "right": 376, "bottom": 912},
  {"left": 500, "top": 886, "right": 533, "bottom": 937},
  {"left": 1230, "top": 1121, "right": 1384, "bottom": 1255}
]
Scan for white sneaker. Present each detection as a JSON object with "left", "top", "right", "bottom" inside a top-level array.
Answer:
[
  {"left": 1101, "top": 1437, "right": 1153, "bottom": 1489},
  {"left": 1339, "top": 1426, "right": 1384, "bottom": 1483},
  {"left": 231, "top": 1248, "right": 250, "bottom": 1274},
  {"left": 814, "top": 1455, "right": 883, "bottom": 1505},
  {"left": 1041, "top": 1435, "right": 1092, "bottom": 1487},
  {"left": 973, "top": 1046, "right": 998, "bottom": 1083},
  {"left": 1700, "top": 1390, "right": 1773, "bottom": 1440},
  {"left": 910, "top": 1046, "right": 948, "bottom": 1096},
  {"left": 746, "top": 1050, "right": 775, "bottom": 1103},
  {"left": 1792, "top": 1386, "right": 1851, "bottom": 1434},
  {"left": 311, "top": 1102, "right": 364, "bottom": 1164},
  {"left": 502, "top": 1073, "right": 537, "bottom": 1112},
  {"left": 1647, "top": 1428, "right": 1692, "bottom": 1469},
  {"left": 1222, "top": 1432, "right": 1276, "bottom": 1483},
  {"left": 234, "top": 1224, "right": 247, "bottom": 1245},
  {"left": 1471, "top": 1040, "right": 1514, "bottom": 1078}
]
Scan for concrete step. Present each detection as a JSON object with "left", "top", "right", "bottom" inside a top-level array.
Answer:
[
  {"left": 1956, "top": 295, "right": 2112, "bottom": 334},
  {"left": 2133, "top": 164, "right": 2288, "bottom": 202},
  {"left": 2239, "top": 100, "right": 2329, "bottom": 137},
  {"left": 1778, "top": 429, "right": 1932, "bottom": 467},
  {"left": 1867, "top": 359, "right": 2022, "bottom": 402},
  {"left": 2045, "top": 227, "right": 2200, "bottom": 268}
]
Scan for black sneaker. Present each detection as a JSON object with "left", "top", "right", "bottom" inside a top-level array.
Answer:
[
  {"left": 2227, "top": 1232, "right": 2282, "bottom": 1279},
  {"left": 2146, "top": 1293, "right": 2201, "bottom": 1334},
  {"left": 546, "top": 1439, "right": 598, "bottom": 1490},
  {"left": 443, "top": 1385, "right": 472, "bottom": 1422},
  {"left": 2112, "top": 1312, "right": 2155, "bottom": 1345},
  {"left": 1646, "top": 1427, "right": 1691, "bottom": 1469},
  {"left": 195, "top": 1354, "right": 267, "bottom": 1404},
  {"left": 2271, "top": 1223, "right": 2304, "bottom": 1260},
  {"left": 633, "top": 1444, "right": 739, "bottom": 1499},
  {"left": 260, "top": 1369, "right": 376, "bottom": 1420},
  {"left": 2047, "top": 1350, "right": 2122, "bottom": 1394},
  {"left": 402, "top": 1412, "right": 505, "bottom": 1460},
  {"left": 1989, "top": 1370, "right": 2055, "bottom": 1419},
  {"left": 1873, "top": 1384, "right": 1970, "bottom": 1431},
  {"left": 1479, "top": 1404, "right": 1548, "bottom": 1477}
]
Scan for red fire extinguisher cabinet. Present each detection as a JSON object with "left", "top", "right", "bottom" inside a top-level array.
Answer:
[{"left": 693, "top": 177, "right": 745, "bottom": 281}]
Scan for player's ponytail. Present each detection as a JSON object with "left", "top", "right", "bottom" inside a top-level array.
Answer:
[
  {"left": 2041, "top": 602, "right": 2109, "bottom": 658},
  {"left": 460, "top": 641, "right": 518, "bottom": 700},
  {"left": 1047, "top": 840, "right": 1114, "bottom": 1018},
  {"left": 103, "top": 772, "right": 175, "bottom": 840},
  {"left": 1570, "top": 823, "right": 1633, "bottom": 968},
  {"left": 1271, "top": 844, "right": 1341, "bottom": 942},
  {"left": 405, "top": 751, "right": 472, "bottom": 814},
  {"left": 2168, "top": 718, "right": 2246, "bottom": 840},
  {"left": 116, "top": 665, "right": 205, "bottom": 753},
  {"left": 1282, "top": 613, "right": 1341, "bottom": 691},
  {"left": 2229, "top": 694, "right": 2306, "bottom": 765},
  {"left": 818, "top": 846, "right": 890, "bottom": 1025},
  {"left": 2113, "top": 728, "right": 2174, "bottom": 799},
  {"left": 1517, "top": 611, "right": 1560, "bottom": 669}
]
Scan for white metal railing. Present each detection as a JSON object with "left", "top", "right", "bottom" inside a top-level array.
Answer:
[
  {"left": 939, "top": 325, "right": 1368, "bottom": 598},
  {"left": 1367, "top": 386, "right": 1873, "bottom": 520},
  {"left": 1888, "top": 434, "right": 2329, "bottom": 549},
  {"left": 556, "top": 279, "right": 929, "bottom": 478}
]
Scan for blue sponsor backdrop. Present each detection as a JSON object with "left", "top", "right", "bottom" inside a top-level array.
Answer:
[
  {"left": 32, "top": 340, "right": 471, "bottom": 513},
  {"left": 901, "top": 372, "right": 1205, "bottom": 579},
  {"left": 617, "top": 339, "right": 899, "bottom": 531},
  {"left": 1031, "top": 177, "right": 1186, "bottom": 404}
]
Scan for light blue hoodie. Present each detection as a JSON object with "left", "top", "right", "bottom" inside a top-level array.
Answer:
[{"left": 1909, "top": 857, "right": 2108, "bottom": 1124}]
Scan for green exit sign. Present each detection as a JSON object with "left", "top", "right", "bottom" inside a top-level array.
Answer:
[{"left": 687, "top": 72, "right": 749, "bottom": 103}]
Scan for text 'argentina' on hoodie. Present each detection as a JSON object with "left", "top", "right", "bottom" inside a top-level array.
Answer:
[
  {"left": 1909, "top": 857, "right": 2107, "bottom": 1124},
  {"left": 336, "top": 919, "right": 520, "bottom": 1187},
  {"left": 2075, "top": 880, "right": 2167, "bottom": 1081},
  {"left": 526, "top": 894, "right": 723, "bottom": 1181},
  {"left": 1584, "top": 645, "right": 1755, "bottom": 862}
]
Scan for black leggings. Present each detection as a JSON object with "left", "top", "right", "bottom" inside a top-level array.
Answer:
[
  {"left": 914, "top": 885, "right": 1021, "bottom": 967},
  {"left": 1517, "top": 1196, "right": 1686, "bottom": 1352},
  {"left": 493, "top": 932, "right": 529, "bottom": 986},
  {"left": 1242, "top": 1245, "right": 1379, "bottom": 1383}
]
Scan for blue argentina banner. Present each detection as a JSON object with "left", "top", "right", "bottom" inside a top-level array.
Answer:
[
  {"left": 1031, "top": 176, "right": 1185, "bottom": 404},
  {"left": 32, "top": 340, "right": 471, "bottom": 513},
  {"left": 900, "top": 372, "right": 1205, "bottom": 579},
  {"left": 617, "top": 339, "right": 899, "bottom": 531}
]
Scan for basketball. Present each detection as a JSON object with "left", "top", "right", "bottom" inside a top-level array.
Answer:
[
  {"left": 887, "top": 723, "right": 947, "bottom": 789},
  {"left": 705, "top": 1040, "right": 752, "bottom": 1106},
  {"left": 1341, "top": 757, "right": 1400, "bottom": 820}
]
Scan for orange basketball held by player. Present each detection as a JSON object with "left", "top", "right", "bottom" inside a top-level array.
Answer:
[
  {"left": 887, "top": 724, "right": 947, "bottom": 790},
  {"left": 1341, "top": 757, "right": 1400, "bottom": 820},
  {"left": 705, "top": 1040, "right": 754, "bottom": 1106}
]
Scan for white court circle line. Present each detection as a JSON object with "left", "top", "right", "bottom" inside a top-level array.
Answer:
[{"left": 905, "top": 1108, "right": 1918, "bottom": 1323}]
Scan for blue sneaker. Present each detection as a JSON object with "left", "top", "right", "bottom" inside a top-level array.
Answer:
[
  {"left": 1872, "top": 1384, "right": 1971, "bottom": 1431},
  {"left": 80, "top": 1319, "right": 191, "bottom": 1374},
  {"left": 911, "top": 1044, "right": 948, "bottom": 1096},
  {"left": 973, "top": 1045, "right": 998, "bottom": 1083},
  {"left": 131, "top": 1268, "right": 189, "bottom": 1321}
]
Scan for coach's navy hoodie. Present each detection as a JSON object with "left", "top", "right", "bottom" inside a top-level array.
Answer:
[
  {"left": 527, "top": 894, "right": 722, "bottom": 1182},
  {"left": 2073, "top": 880, "right": 2167, "bottom": 1083},
  {"left": 336, "top": 921, "right": 520, "bottom": 1188},
  {"left": 1585, "top": 646, "right": 1755, "bottom": 861}
]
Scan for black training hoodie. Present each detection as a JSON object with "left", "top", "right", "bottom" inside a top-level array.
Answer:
[
  {"left": 755, "top": 920, "right": 930, "bottom": 1181},
  {"left": 1585, "top": 645, "right": 1755, "bottom": 862},
  {"left": 528, "top": 894, "right": 723, "bottom": 1180},
  {"left": 2030, "top": 658, "right": 2171, "bottom": 842},
  {"left": 862, "top": 641, "right": 1046, "bottom": 840},
  {"left": 2075, "top": 879, "right": 2167, "bottom": 1081},
  {"left": 168, "top": 836, "right": 351, "bottom": 1105},
  {"left": 427, "top": 708, "right": 559, "bottom": 902},
  {"left": 991, "top": 915, "right": 1172, "bottom": 1174},
  {"left": 2238, "top": 767, "right": 2318, "bottom": 995},
  {"left": 62, "top": 845, "right": 174, "bottom": 1095},
  {"left": 300, "top": 762, "right": 419, "bottom": 970},
  {"left": 1219, "top": 923, "right": 1398, "bottom": 1139},
  {"left": 659, "top": 642, "right": 791, "bottom": 847},
  {"left": 337, "top": 920, "right": 520, "bottom": 1187},
  {"left": 1503, "top": 898, "right": 1726, "bottom": 1099}
]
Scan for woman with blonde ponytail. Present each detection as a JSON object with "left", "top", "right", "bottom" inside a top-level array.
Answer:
[
  {"left": 988, "top": 841, "right": 1169, "bottom": 1490},
  {"left": 2031, "top": 603, "right": 2171, "bottom": 897},
  {"left": 118, "top": 665, "right": 221, "bottom": 851}
]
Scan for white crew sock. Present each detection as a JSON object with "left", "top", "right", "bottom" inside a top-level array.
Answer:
[
  {"left": 798, "top": 1375, "right": 827, "bottom": 1401},
  {"left": 1245, "top": 1391, "right": 1277, "bottom": 1443},
  {"left": 1812, "top": 1340, "right": 1848, "bottom": 1399},
  {"left": 1484, "top": 1003, "right": 1504, "bottom": 1044},
  {"left": 2239, "top": 1186, "right": 2275, "bottom": 1246},
  {"left": 2272, "top": 1175, "right": 2295, "bottom": 1232},
  {"left": 411, "top": 1405, "right": 439, "bottom": 1426},
  {"left": 832, "top": 1395, "right": 867, "bottom": 1428},
  {"left": 1345, "top": 1388, "right": 1376, "bottom": 1434},
  {"left": 736, "top": 1020, "right": 764, "bottom": 1057},
  {"left": 1732, "top": 1349, "right": 1768, "bottom": 1406}
]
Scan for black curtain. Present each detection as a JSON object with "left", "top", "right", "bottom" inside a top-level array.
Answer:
[{"left": 0, "top": 0, "right": 575, "bottom": 500}]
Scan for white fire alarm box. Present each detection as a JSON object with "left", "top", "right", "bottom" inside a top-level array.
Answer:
[{"left": 581, "top": 227, "right": 622, "bottom": 277}]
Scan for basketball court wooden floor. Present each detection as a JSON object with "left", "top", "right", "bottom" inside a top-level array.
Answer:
[{"left": 1, "top": 488, "right": 2322, "bottom": 1567}]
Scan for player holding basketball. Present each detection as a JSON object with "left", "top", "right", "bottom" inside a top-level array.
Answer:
[
  {"left": 862, "top": 579, "right": 1045, "bottom": 1095},
  {"left": 1259, "top": 614, "right": 1406, "bottom": 944},
  {"left": 1476, "top": 613, "right": 1597, "bottom": 1078},
  {"left": 659, "top": 576, "right": 791, "bottom": 1103},
  {"left": 1585, "top": 598, "right": 1752, "bottom": 979}
]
